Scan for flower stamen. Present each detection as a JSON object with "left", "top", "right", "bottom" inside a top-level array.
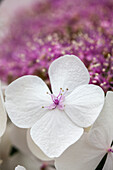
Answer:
[{"left": 42, "top": 88, "right": 68, "bottom": 110}]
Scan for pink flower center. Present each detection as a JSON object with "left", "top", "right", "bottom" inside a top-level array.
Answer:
[
  {"left": 54, "top": 98, "right": 59, "bottom": 105},
  {"left": 42, "top": 88, "right": 68, "bottom": 110},
  {"left": 107, "top": 148, "right": 113, "bottom": 153}
]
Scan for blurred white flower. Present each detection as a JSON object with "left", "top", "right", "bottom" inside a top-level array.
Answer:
[
  {"left": 8, "top": 124, "right": 31, "bottom": 156},
  {"left": 9, "top": 124, "right": 52, "bottom": 160},
  {"left": 2, "top": 152, "right": 41, "bottom": 170},
  {"left": 0, "top": 81, "right": 7, "bottom": 137},
  {"left": 5, "top": 152, "right": 54, "bottom": 170},
  {"left": 55, "top": 91, "right": 113, "bottom": 170},
  {"left": 0, "top": 123, "right": 50, "bottom": 170},
  {"left": 0, "top": 123, "right": 12, "bottom": 168},
  {"left": 8, "top": 124, "right": 54, "bottom": 169},
  {"left": 5, "top": 55, "right": 104, "bottom": 158},
  {"left": 15, "top": 165, "right": 26, "bottom": 170},
  {"left": 27, "top": 130, "right": 52, "bottom": 161}
]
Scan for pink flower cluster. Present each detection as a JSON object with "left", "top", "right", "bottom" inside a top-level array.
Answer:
[{"left": 0, "top": 0, "right": 113, "bottom": 92}]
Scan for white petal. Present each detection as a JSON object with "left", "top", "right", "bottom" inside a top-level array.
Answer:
[
  {"left": 55, "top": 134, "right": 105, "bottom": 170},
  {"left": 27, "top": 130, "right": 52, "bottom": 161},
  {"left": 0, "top": 82, "right": 7, "bottom": 137},
  {"left": 65, "top": 84, "right": 104, "bottom": 127},
  {"left": 15, "top": 165, "right": 26, "bottom": 170},
  {"left": 30, "top": 109, "right": 83, "bottom": 158},
  {"left": 5, "top": 75, "right": 51, "bottom": 128},
  {"left": 48, "top": 55, "right": 90, "bottom": 96},
  {"left": 88, "top": 91, "right": 113, "bottom": 149},
  {"left": 103, "top": 153, "right": 113, "bottom": 170}
]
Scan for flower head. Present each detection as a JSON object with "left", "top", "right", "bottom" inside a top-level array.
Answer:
[
  {"left": 55, "top": 91, "right": 113, "bottom": 170},
  {"left": 5, "top": 55, "right": 104, "bottom": 158}
]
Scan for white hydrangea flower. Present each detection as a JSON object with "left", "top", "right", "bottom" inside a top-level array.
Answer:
[
  {"left": 15, "top": 165, "right": 26, "bottom": 170},
  {"left": 55, "top": 91, "right": 113, "bottom": 170},
  {"left": 5, "top": 55, "right": 104, "bottom": 158},
  {"left": 0, "top": 81, "right": 7, "bottom": 137}
]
